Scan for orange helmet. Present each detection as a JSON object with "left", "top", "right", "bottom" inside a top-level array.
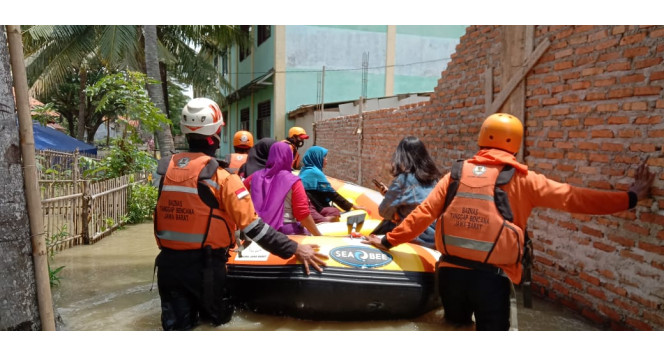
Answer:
[
  {"left": 288, "top": 126, "right": 309, "bottom": 139},
  {"left": 477, "top": 113, "right": 523, "bottom": 154},
  {"left": 233, "top": 130, "right": 254, "bottom": 149}
]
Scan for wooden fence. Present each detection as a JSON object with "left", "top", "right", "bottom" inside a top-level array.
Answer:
[{"left": 37, "top": 150, "right": 149, "bottom": 252}]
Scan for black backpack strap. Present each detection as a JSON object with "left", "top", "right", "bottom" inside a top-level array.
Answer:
[
  {"left": 443, "top": 159, "right": 465, "bottom": 212},
  {"left": 494, "top": 165, "right": 515, "bottom": 222}
]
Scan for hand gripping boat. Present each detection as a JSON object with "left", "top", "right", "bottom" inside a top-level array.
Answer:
[
  {"left": 314, "top": 176, "right": 385, "bottom": 236},
  {"left": 227, "top": 235, "right": 441, "bottom": 321}
]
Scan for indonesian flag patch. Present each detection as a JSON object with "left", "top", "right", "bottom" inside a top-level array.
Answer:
[{"left": 235, "top": 187, "right": 249, "bottom": 200}]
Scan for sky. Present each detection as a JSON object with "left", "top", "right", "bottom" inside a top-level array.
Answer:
[{"left": 3, "top": 0, "right": 660, "bottom": 25}]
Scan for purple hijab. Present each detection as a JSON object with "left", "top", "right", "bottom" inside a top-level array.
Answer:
[{"left": 250, "top": 142, "right": 300, "bottom": 230}]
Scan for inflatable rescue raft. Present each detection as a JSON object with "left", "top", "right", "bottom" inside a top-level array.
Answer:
[
  {"left": 227, "top": 235, "right": 441, "bottom": 321},
  {"left": 313, "top": 175, "right": 385, "bottom": 236}
]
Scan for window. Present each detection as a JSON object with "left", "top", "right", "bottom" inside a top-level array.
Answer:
[
  {"left": 240, "top": 108, "right": 250, "bottom": 131},
  {"left": 256, "top": 100, "right": 271, "bottom": 139},
  {"left": 257, "top": 25, "right": 271, "bottom": 46},
  {"left": 239, "top": 25, "right": 252, "bottom": 62}
]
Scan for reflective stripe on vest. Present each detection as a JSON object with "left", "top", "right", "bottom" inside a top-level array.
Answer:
[
  {"left": 438, "top": 160, "right": 524, "bottom": 268},
  {"left": 155, "top": 152, "right": 234, "bottom": 250}
]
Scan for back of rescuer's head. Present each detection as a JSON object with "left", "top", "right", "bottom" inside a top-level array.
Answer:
[
  {"left": 477, "top": 113, "right": 524, "bottom": 154},
  {"left": 180, "top": 97, "right": 224, "bottom": 155},
  {"left": 287, "top": 126, "right": 309, "bottom": 148},
  {"left": 233, "top": 130, "right": 254, "bottom": 152}
]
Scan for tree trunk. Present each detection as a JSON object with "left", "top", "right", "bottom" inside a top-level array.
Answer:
[
  {"left": 142, "top": 25, "right": 174, "bottom": 158},
  {"left": 77, "top": 66, "right": 87, "bottom": 141},
  {"left": 159, "top": 61, "right": 170, "bottom": 118},
  {"left": 0, "top": 25, "right": 42, "bottom": 331}
]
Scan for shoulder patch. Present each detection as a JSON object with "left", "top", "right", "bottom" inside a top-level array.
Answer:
[{"left": 235, "top": 187, "right": 249, "bottom": 200}]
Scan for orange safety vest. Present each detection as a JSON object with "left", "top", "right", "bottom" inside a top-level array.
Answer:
[
  {"left": 226, "top": 153, "right": 248, "bottom": 173},
  {"left": 437, "top": 160, "right": 525, "bottom": 272},
  {"left": 155, "top": 152, "right": 235, "bottom": 250}
]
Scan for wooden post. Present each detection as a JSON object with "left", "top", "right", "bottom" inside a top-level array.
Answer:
[
  {"left": 82, "top": 180, "right": 90, "bottom": 244},
  {"left": 6, "top": 25, "right": 56, "bottom": 331}
]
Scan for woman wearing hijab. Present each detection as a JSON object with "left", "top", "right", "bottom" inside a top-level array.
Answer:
[
  {"left": 238, "top": 138, "right": 276, "bottom": 179},
  {"left": 299, "top": 146, "right": 365, "bottom": 222},
  {"left": 244, "top": 142, "right": 322, "bottom": 236}
]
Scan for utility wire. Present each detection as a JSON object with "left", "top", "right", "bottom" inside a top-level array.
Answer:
[{"left": 224, "top": 57, "right": 453, "bottom": 76}]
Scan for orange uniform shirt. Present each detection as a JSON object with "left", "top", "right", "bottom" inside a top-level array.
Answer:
[{"left": 385, "top": 148, "right": 630, "bottom": 283}]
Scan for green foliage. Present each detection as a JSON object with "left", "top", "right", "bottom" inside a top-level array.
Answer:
[
  {"left": 46, "top": 225, "right": 68, "bottom": 287},
  {"left": 168, "top": 81, "right": 191, "bottom": 136},
  {"left": 127, "top": 183, "right": 158, "bottom": 224},
  {"left": 32, "top": 103, "right": 64, "bottom": 129},
  {"left": 86, "top": 71, "right": 171, "bottom": 133},
  {"left": 80, "top": 137, "right": 156, "bottom": 179}
]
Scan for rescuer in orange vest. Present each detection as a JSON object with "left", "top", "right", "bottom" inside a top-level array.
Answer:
[
  {"left": 154, "top": 98, "right": 327, "bottom": 331},
  {"left": 282, "top": 126, "right": 309, "bottom": 170},
  {"left": 225, "top": 130, "right": 254, "bottom": 174},
  {"left": 363, "top": 113, "right": 654, "bottom": 331}
]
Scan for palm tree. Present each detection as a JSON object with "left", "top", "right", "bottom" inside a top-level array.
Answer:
[
  {"left": 23, "top": 25, "right": 249, "bottom": 149},
  {"left": 143, "top": 25, "right": 174, "bottom": 157},
  {"left": 23, "top": 26, "right": 139, "bottom": 141}
]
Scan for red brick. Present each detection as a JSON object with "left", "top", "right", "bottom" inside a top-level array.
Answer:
[
  {"left": 600, "top": 142, "right": 624, "bottom": 151},
  {"left": 542, "top": 97, "right": 559, "bottom": 106},
  {"left": 594, "top": 78, "right": 617, "bottom": 86},
  {"left": 607, "top": 116, "right": 629, "bottom": 124},
  {"left": 624, "top": 46, "right": 649, "bottom": 57},
  {"left": 613, "top": 296, "right": 638, "bottom": 312},
  {"left": 587, "top": 286, "right": 607, "bottom": 300},
  {"left": 635, "top": 116, "right": 662, "bottom": 124},
  {"left": 634, "top": 86, "right": 662, "bottom": 96},
  {"left": 552, "top": 108, "right": 569, "bottom": 116},
  {"left": 652, "top": 71, "right": 664, "bottom": 81},
  {"left": 643, "top": 311, "right": 664, "bottom": 328},
  {"left": 581, "top": 308, "right": 607, "bottom": 325},
  {"left": 635, "top": 57, "right": 662, "bottom": 69},
  {"left": 629, "top": 143, "right": 657, "bottom": 152},
  {"left": 579, "top": 272, "right": 601, "bottom": 286},
  {"left": 640, "top": 212, "right": 664, "bottom": 226},
  {"left": 651, "top": 28, "right": 664, "bottom": 38},
  {"left": 593, "top": 241, "right": 616, "bottom": 252},
  {"left": 620, "top": 32, "right": 647, "bottom": 45},
  {"left": 598, "top": 304, "right": 623, "bottom": 322},
  {"left": 572, "top": 81, "right": 591, "bottom": 90},
  {"left": 607, "top": 62, "right": 631, "bottom": 71},
  {"left": 625, "top": 317, "right": 653, "bottom": 331},
  {"left": 620, "top": 74, "right": 646, "bottom": 83},
  {"left": 638, "top": 241, "right": 664, "bottom": 255},
  {"left": 595, "top": 38, "right": 620, "bottom": 51},
  {"left": 582, "top": 67, "right": 604, "bottom": 76},
  {"left": 620, "top": 250, "right": 645, "bottom": 262},
  {"left": 608, "top": 88, "right": 633, "bottom": 98},
  {"left": 623, "top": 102, "right": 648, "bottom": 111},
  {"left": 598, "top": 269, "right": 616, "bottom": 280},
  {"left": 586, "top": 92, "right": 606, "bottom": 101},
  {"left": 597, "top": 103, "right": 619, "bottom": 112}
]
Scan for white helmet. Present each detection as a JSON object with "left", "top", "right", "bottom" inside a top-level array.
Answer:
[{"left": 180, "top": 98, "right": 224, "bottom": 140}]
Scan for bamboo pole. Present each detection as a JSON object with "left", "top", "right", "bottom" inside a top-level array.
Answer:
[{"left": 6, "top": 25, "right": 56, "bottom": 331}]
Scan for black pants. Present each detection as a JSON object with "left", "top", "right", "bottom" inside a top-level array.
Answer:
[
  {"left": 156, "top": 248, "right": 234, "bottom": 331},
  {"left": 438, "top": 267, "right": 511, "bottom": 331}
]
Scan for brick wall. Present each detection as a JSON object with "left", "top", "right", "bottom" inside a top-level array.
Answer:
[{"left": 314, "top": 25, "right": 664, "bottom": 330}]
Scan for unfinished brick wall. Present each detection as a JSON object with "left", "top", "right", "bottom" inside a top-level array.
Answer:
[{"left": 314, "top": 25, "right": 664, "bottom": 330}]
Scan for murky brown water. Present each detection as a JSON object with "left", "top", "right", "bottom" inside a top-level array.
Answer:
[{"left": 52, "top": 222, "right": 600, "bottom": 331}]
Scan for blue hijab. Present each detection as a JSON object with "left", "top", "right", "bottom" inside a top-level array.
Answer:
[{"left": 299, "top": 146, "right": 335, "bottom": 192}]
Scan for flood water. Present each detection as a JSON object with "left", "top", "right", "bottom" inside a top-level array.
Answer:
[{"left": 51, "top": 222, "right": 601, "bottom": 332}]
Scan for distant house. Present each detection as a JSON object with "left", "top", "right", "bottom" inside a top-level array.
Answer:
[{"left": 217, "top": 25, "right": 467, "bottom": 157}]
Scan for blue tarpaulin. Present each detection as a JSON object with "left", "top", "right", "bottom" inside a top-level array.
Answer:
[{"left": 33, "top": 122, "right": 97, "bottom": 155}]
